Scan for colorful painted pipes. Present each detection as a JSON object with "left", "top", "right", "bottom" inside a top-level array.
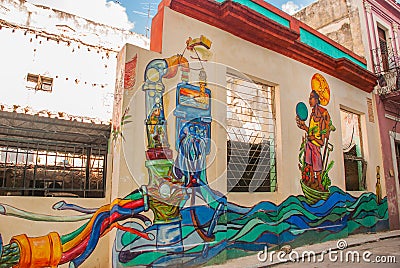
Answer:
[{"left": 10, "top": 232, "right": 62, "bottom": 268}]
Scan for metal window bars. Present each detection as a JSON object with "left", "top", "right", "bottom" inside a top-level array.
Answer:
[
  {"left": 0, "top": 110, "right": 110, "bottom": 198},
  {"left": 372, "top": 38, "right": 399, "bottom": 74},
  {"left": 226, "top": 74, "right": 277, "bottom": 192},
  {"left": 371, "top": 37, "right": 400, "bottom": 96},
  {"left": 0, "top": 137, "right": 106, "bottom": 197}
]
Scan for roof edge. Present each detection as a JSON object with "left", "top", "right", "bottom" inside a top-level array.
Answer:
[{"left": 159, "top": 0, "right": 376, "bottom": 92}]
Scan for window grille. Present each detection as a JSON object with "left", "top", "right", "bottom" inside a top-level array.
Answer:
[
  {"left": 0, "top": 138, "right": 106, "bottom": 198},
  {"left": 226, "top": 74, "right": 276, "bottom": 192},
  {"left": 378, "top": 27, "right": 390, "bottom": 72},
  {"left": 0, "top": 111, "right": 109, "bottom": 198}
]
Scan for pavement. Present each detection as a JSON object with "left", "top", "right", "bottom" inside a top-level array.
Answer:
[{"left": 208, "top": 230, "right": 400, "bottom": 268}]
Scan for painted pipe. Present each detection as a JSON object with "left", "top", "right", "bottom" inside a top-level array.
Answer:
[
  {"left": 52, "top": 201, "right": 98, "bottom": 214},
  {"left": 10, "top": 232, "right": 62, "bottom": 268},
  {"left": 164, "top": 54, "right": 189, "bottom": 80},
  {"left": 0, "top": 203, "right": 92, "bottom": 222}
]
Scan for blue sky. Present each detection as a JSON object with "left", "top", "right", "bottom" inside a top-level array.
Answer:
[
  {"left": 118, "top": 0, "right": 160, "bottom": 37},
  {"left": 26, "top": 0, "right": 337, "bottom": 36},
  {"left": 121, "top": 0, "right": 317, "bottom": 36}
]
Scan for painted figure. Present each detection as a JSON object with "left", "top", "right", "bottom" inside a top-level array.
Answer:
[
  {"left": 296, "top": 74, "right": 335, "bottom": 204},
  {"left": 296, "top": 90, "right": 331, "bottom": 191}
]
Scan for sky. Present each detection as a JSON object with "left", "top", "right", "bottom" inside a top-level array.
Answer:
[
  {"left": 24, "top": 0, "right": 328, "bottom": 36},
  {"left": 120, "top": 0, "right": 318, "bottom": 35}
]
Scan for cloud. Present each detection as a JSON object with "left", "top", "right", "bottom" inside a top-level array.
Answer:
[
  {"left": 27, "top": 0, "right": 134, "bottom": 30},
  {"left": 282, "top": 1, "right": 302, "bottom": 15}
]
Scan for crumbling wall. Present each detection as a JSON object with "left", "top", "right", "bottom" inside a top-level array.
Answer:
[
  {"left": 0, "top": 0, "right": 149, "bottom": 122},
  {"left": 0, "top": 0, "right": 149, "bottom": 50},
  {"left": 294, "top": 0, "right": 366, "bottom": 58}
]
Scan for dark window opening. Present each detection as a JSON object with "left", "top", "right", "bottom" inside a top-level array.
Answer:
[
  {"left": 344, "top": 146, "right": 367, "bottom": 191},
  {"left": 378, "top": 27, "right": 389, "bottom": 72},
  {"left": 226, "top": 74, "right": 276, "bottom": 192},
  {"left": 227, "top": 140, "right": 274, "bottom": 192},
  {"left": 341, "top": 110, "right": 366, "bottom": 191}
]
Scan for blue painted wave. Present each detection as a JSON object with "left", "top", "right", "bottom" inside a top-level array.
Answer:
[{"left": 113, "top": 186, "right": 389, "bottom": 267}]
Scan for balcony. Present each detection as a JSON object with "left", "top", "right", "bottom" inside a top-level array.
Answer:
[{"left": 372, "top": 38, "right": 400, "bottom": 102}]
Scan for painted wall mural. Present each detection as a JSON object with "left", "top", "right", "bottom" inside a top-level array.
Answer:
[
  {"left": 296, "top": 73, "right": 335, "bottom": 203},
  {"left": 0, "top": 37, "right": 389, "bottom": 268}
]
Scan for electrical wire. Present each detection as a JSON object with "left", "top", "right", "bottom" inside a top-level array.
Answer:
[
  {"left": 52, "top": 201, "right": 98, "bottom": 214},
  {"left": 69, "top": 204, "right": 145, "bottom": 267},
  {"left": 61, "top": 189, "right": 146, "bottom": 249},
  {"left": 0, "top": 203, "right": 92, "bottom": 222},
  {"left": 61, "top": 198, "right": 135, "bottom": 252},
  {"left": 60, "top": 213, "right": 130, "bottom": 264},
  {"left": 60, "top": 223, "right": 88, "bottom": 245},
  {"left": 70, "top": 211, "right": 109, "bottom": 267},
  {"left": 0, "top": 242, "right": 19, "bottom": 267}
]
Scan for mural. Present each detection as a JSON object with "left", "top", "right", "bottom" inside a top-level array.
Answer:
[
  {"left": 124, "top": 54, "right": 138, "bottom": 90},
  {"left": 296, "top": 74, "right": 336, "bottom": 204},
  {"left": 0, "top": 37, "right": 389, "bottom": 268}
]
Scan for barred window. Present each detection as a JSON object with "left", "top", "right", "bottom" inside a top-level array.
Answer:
[
  {"left": 226, "top": 73, "right": 276, "bottom": 192},
  {"left": 0, "top": 111, "right": 109, "bottom": 198}
]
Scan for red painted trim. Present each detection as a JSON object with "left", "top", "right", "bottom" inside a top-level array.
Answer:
[
  {"left": 170, "top": 0, "right": 300, "bottom": 51},
  {"left": 222, "top": 0, "right": 367, "bottom": 65},
  {"left": 290, "top": 18, "right": 301, "bottom": 37},
  {"left": 150, "top": 6, "right": 165, "bottom": 52},
  {"left": 369, "top": 1, "right": 400, "bottom": 26},
  {"left": 157, "top": 0, "right": 172, "bottom": 11},
  {"left": 150, "top": 0, "right": 173, "bottom": 52},
  {"left": 153, "top": 0, "right": 376, "bottom": 92}
]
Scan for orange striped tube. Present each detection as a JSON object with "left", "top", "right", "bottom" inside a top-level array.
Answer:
[{"left": 11, "top": 232, "right": 62, "bottom": 268}]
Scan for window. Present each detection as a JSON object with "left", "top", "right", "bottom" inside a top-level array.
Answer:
[
  {"left": 226, "top": 74, "right": 276, "bottom": 192},
  {"left": 26, "top": 73, "right": 53, "bottom": 92},
  {"left": 378, "top": 27, "right": 389, "bottom": 72},
  {"left": 340, "top": 109, "right": 366, "bottom": 191},
  {"left": 0, "top": 111, "right": 109, "bottom": 198}
]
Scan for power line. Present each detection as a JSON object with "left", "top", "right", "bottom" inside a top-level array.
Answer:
[{"left": 132, "top": 2, "right": 157, "bottom": 38}]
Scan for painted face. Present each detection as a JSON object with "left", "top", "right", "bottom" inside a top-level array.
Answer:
[{"left": 309, "top": 92, "right": 317, "bottom": 107}]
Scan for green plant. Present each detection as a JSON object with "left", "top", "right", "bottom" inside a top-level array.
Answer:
[
  {"left": 321, "top": 160, "right": 334, "bottom": 190},
  {"left": 112, "top": 107, "right": 132, "bottom": 142},
  {"left": 298, "top": 136, "right": 306, "bottom": 172}
]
